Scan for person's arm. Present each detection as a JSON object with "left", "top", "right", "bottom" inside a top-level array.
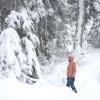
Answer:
[{"left": 72, "top": 62, "right": 76, "bottom": 77}]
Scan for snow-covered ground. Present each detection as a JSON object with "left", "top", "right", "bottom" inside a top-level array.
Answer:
[{"left": 0, "top": 48, "right": 100, "bottom": 100}]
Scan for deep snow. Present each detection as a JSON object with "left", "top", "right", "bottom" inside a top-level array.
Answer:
[{"left": 0, "top": 48, "right": 100, "bottom": 100}]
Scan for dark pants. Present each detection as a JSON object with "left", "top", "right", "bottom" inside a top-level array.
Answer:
[{"left": 66, "top": 77, "right": 77, "bottom": 93}]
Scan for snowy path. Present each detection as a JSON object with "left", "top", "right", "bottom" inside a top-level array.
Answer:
[
  {"left": 76, "top": 51, "right": 100, "bottom": 90},
  {"left": 75, "top": 50, "right": 100, "bottom": 100}
]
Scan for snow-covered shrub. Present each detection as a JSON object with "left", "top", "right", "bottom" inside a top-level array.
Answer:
[
  {"left": 0, "top": 27, "right": 41, "bottom": 83},
  {"left": 21, "top": 36, "right": 40, "bottom": 76},
  {"left": 0, "top": 28, "right": 22, "bottom": 78}
]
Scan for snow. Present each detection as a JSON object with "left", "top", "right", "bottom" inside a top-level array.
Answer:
[
  {"left": 5, "top": 11, "right": 21, "bottom": 29},
  {"left": 0, "top": 78, "right": 74, "bottom": 100},
  {"left": 0, "top": 48, "right": 100, "bottom": 100},
  {"left": 94, "top": 1, "right": 100, "bottom": 12}
]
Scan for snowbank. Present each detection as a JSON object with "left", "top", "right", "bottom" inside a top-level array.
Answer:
[{"left": 0, "top": 78, "right": 75, "bottom": 100}]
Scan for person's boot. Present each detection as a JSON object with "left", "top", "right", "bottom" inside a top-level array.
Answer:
[{"left": 73, "top": 89, "right": 77, "bottom": 93}]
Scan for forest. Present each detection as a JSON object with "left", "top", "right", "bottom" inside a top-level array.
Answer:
[{"left": 0, "top": 0, "right": 100, "bottom": 84}]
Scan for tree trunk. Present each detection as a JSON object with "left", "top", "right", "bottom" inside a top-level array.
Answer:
[
  {"left": 80, "top": 0, "right": 85, "bottom": 48},
  {"left": 74, "top": 0, "right": 85, "bottom": 54}
]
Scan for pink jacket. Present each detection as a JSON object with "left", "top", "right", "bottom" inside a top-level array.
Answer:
[{"left": 67, "top": 55, "right": 76, "bottom": 77}]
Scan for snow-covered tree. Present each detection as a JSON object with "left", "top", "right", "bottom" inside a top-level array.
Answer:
[
  {"left": 88, "top": 0, "right": 100, "bottom": 48},
  {"left": 0, "top": 28, "right": 22, "bottom": 78},
  {"left": 0, "top": 27, "right": 41, "bottom": 83},
  {"left": 73, "top": 0, "right": 85, "bottom": 55}
]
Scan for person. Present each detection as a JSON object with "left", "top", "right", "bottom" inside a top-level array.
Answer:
[{"left": 66, "top": 54, "right": 77, "bottom": 93}]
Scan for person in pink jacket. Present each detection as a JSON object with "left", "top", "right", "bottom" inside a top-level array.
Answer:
[{"left": 66, "top": 54, "right": 77, "bottom": 93}]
